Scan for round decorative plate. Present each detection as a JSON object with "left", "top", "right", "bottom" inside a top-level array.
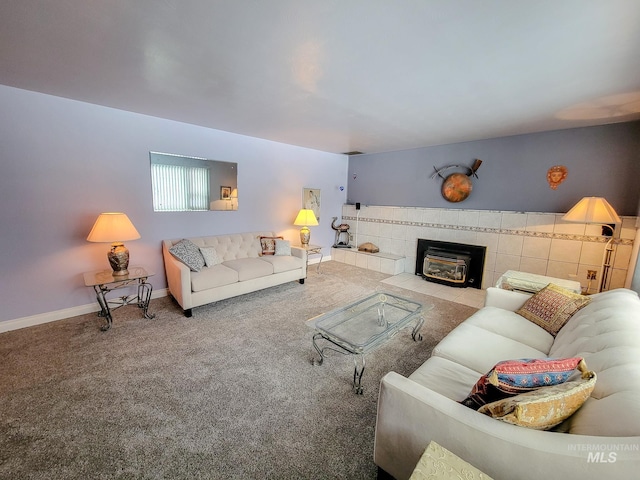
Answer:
[{"left": 441, "top": 172, "right": 472, "bottom": 202}]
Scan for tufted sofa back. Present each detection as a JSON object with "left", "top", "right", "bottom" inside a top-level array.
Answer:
[
  {"left": 548, "top": 288, "right": 640, "bottom": 436},
  {"left": 164, "top": 232, "right": 276, "bottom": 262}
]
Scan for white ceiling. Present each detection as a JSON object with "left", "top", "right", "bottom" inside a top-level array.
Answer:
[{"left": 1, "top": 0, "right": 640, "bottom": 155}]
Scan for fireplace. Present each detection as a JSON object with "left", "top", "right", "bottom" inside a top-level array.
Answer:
[{"left": 415, "top": 239, "right": 486, "bottom": 289}]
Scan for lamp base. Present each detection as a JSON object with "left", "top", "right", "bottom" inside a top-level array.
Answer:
[
  {"left": 299, "top": 227, "right": 310, "bottom": 246},
  {"left": 108, "top": 242, "right": 130, "bottom": 276}
]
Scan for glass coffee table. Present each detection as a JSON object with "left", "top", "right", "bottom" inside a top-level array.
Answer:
[{"left": 307, "top": 292, "right": 427, "bottom": 394}]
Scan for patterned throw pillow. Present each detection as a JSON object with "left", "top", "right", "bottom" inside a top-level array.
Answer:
[
  {"left": 409, "top": 441, "right": 494, "bottom": 479},
  {"left": 259, "top": 236, "right": 283, "bottom": 255},
  {"left": 169, "top": 239, "right": 205, "bottom": 272},
  {"left": 460, "top": 357, "right": 586, "bottom": 410},
  {"left": 200, "top": 246, "right": 222, "bottom": 267},
  {"left": 516, "top": 283, "right": 591, "bottom": 336},
  {"left": 478, "top": 370, "right": 596, "bottom": 430},
  {"left": 274, "top": 239, "right": 291, "bottom": 256}
]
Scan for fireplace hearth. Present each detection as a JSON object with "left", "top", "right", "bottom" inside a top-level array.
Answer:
[{"left": 415, "top": 239, "right": 486, "bottom": 289}]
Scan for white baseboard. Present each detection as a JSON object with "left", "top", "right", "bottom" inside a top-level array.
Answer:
[
  {"left": 309, "top": 254, "right": 331, "bottom": 265},
  {"left": 0, "top": 289, "right": 169, "bottom": 334},
  {"left": 1, "top": 259, "right": 335, "bottom": 334}
]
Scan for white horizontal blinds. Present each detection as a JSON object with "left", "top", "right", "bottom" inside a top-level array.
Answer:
[{"left": 151, "top": 164, "right": 209, "bottom": 211}]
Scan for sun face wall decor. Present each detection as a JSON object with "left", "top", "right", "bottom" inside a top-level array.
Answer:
[{"left": 547, "top": 165, "right": 568, "bottom": 190}]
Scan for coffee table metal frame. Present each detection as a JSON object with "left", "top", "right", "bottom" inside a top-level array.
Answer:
[{"left": 308, "top": 292, "right": 425, "bottom": 394}]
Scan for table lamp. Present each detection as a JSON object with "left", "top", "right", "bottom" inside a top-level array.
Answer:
[
  {"left": 294, "top": 209, "right": 319, "bottom": 245},
  {"left": 87, "top": 212, "right": 141, "bottom": 276},
  {"left": 562, "top": 197, "right": 621, "bottom": 292}
]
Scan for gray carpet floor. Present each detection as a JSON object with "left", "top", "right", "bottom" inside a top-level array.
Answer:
[{"left": 0, "top": 261, "right": 477, "bottom": 480}]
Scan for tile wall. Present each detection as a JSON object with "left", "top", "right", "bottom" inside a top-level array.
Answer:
[{"left": 339, "top": 204, "right": 638, "bottom": 292}]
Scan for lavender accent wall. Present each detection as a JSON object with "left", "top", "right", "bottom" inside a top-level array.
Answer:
[
  {"left": 347, "top": 121, "right": 640, "bottom": 216},
  {"left": 0, "top": 86, "right": 347, "bottom": 323}
]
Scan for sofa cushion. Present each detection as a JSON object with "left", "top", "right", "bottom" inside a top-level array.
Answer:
[
  {"left": 409, "top": 356, "right": 484, "bottom": 402},
  {"left": 259, "top": 236, "right": 283, "bottom": 255},
  {"left": 169, "top": 239, "right": 205, "bottom": 272},
  {"left": 258, "top": 254, "right": 304, "bottom": 274},
  {"left": 464, "top": 307, "right": 554, "bottom": 354},
  {"left": 191, "top": 264, "right": 239, "bottom": 292},
  {"left": 223, "top": 258, "right": 273, "bottom": 281},
  {"left": 460, "top": 357, "right": 586, "bottom": 410},
  {"left": 432, "top": 322, "right": 549, "bottom": 375},
  {"left": 478, "top": 371, "right": 596, "bottom": 430},
  {"left": 186, "top": 232, "right": 271, "bottom": 261},
  {"left": 516, "top": 283, "right": 590, "bottom": 336},
  {"left": 544, "top": 289, "right": 640, "bottom": 436}
]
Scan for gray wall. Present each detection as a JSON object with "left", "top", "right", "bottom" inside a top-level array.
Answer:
[
  {"left": 0, "top": 85, "right": 347, "bottom": 323},
  {"left": 347, "top": 121, "right": 640, "bottom": 216}
]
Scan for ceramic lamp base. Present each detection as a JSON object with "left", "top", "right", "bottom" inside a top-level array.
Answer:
[
  {"left": 108, "top": 242, "right": 130, "bottom": 276},
  {"left": 299, "top": 227, "right": 310, "bottom": 245}
]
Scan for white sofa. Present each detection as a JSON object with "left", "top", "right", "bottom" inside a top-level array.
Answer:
[
  {"left": 162, "top": 232, "right": 307, "bottom": 317},
  {"left": 374, "top": 287, "right": 640, "bottom": 479}
]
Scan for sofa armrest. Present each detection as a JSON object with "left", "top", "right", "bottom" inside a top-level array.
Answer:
[
  {"left": 162, "top": 241, "right": 192, "bottom": 310},
  {"left": 483, "top": 286, "right": 531, "bottom": 311},
  {"left": 290, "top": 246, "right": 308, "bottom": 277},
  {"left": 374, "top": 372, "right": 637, "bottom": 480}
]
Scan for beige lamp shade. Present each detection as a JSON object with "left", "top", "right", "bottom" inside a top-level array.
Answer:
[
  {"left": 294, "top": 209, "right": 318, "bottom": 245},
  {"left": 562, "top": 197, "right": 621, "bottom": 293},
  {"left": 87, "top": 212, "right": 141, "bottom": 242},
  {"left": 87, "top": 213, "right": 140, "bottom": 276},
  {"left": 293, "top": 209, "right": 319, "bottom": 227},
  {"left": 562, "top": 197, "right": 621, "bottom": 224}
]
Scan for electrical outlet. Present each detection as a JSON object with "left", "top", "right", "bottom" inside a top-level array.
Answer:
[
  {"left": 349, "top": 234, "right": 354, "bottom": 241},
  {"left": 587, "top": 270, "right": 597, "bottom": 280}
]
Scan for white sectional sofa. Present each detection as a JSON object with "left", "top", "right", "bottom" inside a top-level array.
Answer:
[
  {"left": 374, "top": 287, "right": 640, "bottom": 479},
  {"left": 162, "top": 232, "right": 307, "bottom": 317}
]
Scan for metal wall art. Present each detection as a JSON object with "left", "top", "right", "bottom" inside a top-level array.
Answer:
[{"left": 431, "top": 159, "right": 482, "bottom": 203}]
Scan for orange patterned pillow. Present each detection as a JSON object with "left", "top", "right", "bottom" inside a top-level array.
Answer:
[{"left": 516, "top": 283, "right": 590, "bottom": 336}]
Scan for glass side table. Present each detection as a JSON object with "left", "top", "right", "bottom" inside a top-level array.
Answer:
[
  {"left": 297, "top": 244, "right": 323, "bottom": 273},
  {"left": 83, "top": 266, "right": 155, "bottom": 331}
]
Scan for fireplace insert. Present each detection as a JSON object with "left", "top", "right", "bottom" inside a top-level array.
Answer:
[
  {"left": 423, "top": 249, "right": 471, "bottom": 285},
  {"left": 416, "top": 239, "right": 486, "bottom": 289}
]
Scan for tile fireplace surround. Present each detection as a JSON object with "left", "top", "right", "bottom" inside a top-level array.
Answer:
[{"left": 335, "top": 204, "right": 638, "bottom": 293}]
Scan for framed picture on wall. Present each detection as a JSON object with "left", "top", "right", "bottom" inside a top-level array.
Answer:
[
  {"left": 220, "top": 186, "right": 231, "bottom": 200},
  {"left": 303, "top": 188, "right": 321, "bottom": 222}
]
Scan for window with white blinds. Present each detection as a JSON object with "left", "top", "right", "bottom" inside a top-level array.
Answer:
[{"left": 151, "top": 164, "right": 210, "bottom": 212}]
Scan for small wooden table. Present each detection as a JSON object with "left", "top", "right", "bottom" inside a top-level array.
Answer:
[{"left": 83, "top": 266, "right": 155, "bottom": 331}]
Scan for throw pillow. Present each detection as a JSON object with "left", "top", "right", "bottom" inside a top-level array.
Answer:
[
  {"left": 200, "top": 246, "right": 222, "bottom": 267},
  {"left": 515, "top": 283, "right": 591, "bottom": 336},
  {"left": 460, "top": 357, "right": 586, "bottom": 410},
  {"left": 409, "top": 441, "right": 494, "bottom": 480},
  {"left": 274, "top": 239, "right": 291, "bottom": 256},
  {"left": 169, "top": 239, "right": 205, "bottom": 272},
  {"left": 259, "top": 236, "right": 283, "bottom": 256},
  {"left": 478, "top": 370, "right": 597, "bottom": 430}
]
